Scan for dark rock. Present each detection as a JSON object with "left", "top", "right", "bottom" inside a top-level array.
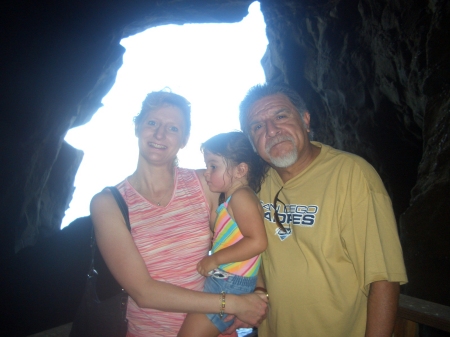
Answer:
[{"left": 1, "top": 217, "right": 92, "bottom": 336}]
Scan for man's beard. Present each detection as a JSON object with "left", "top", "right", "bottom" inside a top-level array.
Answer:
[{"left": 265, "top": 135, "right": 298, "bottom": 168}]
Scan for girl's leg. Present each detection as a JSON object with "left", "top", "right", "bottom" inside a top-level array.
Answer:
[{"left": 178, "top": 313, "right": 220, "bottom": 337}]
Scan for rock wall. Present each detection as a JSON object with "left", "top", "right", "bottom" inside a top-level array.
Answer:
[{"left": 1, "top": 0, "right": 449, "bottom": 335}]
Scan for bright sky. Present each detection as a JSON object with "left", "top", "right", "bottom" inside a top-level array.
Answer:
[{"left": 62, "top": 1, "right": 267, "bottom": 228}]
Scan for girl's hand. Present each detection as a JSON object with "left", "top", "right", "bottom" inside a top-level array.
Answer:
[
  {"left": 228, "top": 292, "right": 268, "bottom": 327},
  {"left": 197, "top": 255, "right": 218, "bottom": 276},
  {"left": 222, "top": 318, "right": 252, "bottom": 335}
]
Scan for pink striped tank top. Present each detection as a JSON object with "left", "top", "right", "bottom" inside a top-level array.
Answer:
[
  {"left": 211, "top": 195, "right": 261, "bottom": 277},
  {"left": 117, "top": 168, "right": 211, "bottom": 337}
]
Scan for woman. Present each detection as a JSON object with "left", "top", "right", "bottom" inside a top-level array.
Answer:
[{"left": 90, "top": 90, "right": 267, "bottom": 337}]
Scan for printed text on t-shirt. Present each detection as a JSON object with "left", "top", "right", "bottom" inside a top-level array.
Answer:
[{"left": 261, "top": 201, "right": 318, "bottom": 227}]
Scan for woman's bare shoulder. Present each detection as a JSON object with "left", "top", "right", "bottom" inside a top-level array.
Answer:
[
  {"left": 195, "top": 168, "right": 206, "bottom": 178},
  {"left": 90, "top": 188, "right": 117, "bottom": 215},
  {"left": 195, "top": 169, "right": 211, "bottom": 194},
  {"left": 195, "top": 169, "right": 219, "bottom": 209},
  {"left": 91, "top": 187, "right": 113, "bottom": 203}
]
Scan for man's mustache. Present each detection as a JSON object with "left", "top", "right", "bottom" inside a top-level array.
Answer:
[{"left": 265, "top": 135, "right": 295, "bottom": 153}]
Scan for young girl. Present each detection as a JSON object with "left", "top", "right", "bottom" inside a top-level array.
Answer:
[{"left": 178, "top": 131, "right": 269, "bottom": 337}]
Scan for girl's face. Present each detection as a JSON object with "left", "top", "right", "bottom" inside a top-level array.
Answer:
[{"left": 203, "top": 150, "right": 235, "bottom": 194}]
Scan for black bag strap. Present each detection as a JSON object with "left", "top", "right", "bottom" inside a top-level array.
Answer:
[
  {"left": 89, "top": 186, "right": 131, "bottom": 276},
  {"left": 108, "top": 186, "right": 131, "bottom": 232}
]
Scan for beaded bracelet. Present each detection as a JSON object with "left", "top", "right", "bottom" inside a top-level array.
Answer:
[{"left": 219, "top": 291, "right": 226, "bottom": 318}]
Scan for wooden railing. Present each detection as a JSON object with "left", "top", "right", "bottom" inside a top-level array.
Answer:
[
  {"left": 26, "top": 294, "right": 450, "bottom": 337},
  {"left": 394, "top": 294, "right": 450, "bottom": 336}
]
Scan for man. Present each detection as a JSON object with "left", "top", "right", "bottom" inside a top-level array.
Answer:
[{"left": 235, "top": 83, "right": 407, "bottom": 336}]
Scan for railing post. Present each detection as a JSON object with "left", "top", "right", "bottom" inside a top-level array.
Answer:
[{"left": 394, "top": 316, "right": 418, "bottom": 337}]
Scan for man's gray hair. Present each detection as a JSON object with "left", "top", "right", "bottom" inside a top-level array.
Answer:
[{"left": 239, "top": 83, "right": 309, "bottom": 135}]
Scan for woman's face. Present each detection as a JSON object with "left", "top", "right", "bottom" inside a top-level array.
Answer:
[{"left": 136, "top": 104, "right": 187, "bottom": 166}]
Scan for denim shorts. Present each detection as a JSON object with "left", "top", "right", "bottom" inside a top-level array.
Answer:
[{"left": 204, "top": 269, "right": 257, "bottom": 333}]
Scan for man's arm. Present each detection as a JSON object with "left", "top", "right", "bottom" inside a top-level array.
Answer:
[{"left": 365, "top": 280, "right": 400, "bottom": 337}]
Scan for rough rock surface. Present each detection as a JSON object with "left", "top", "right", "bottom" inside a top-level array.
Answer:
[{"left": 1, "top": 0, "right": 449, "bottom": 335}]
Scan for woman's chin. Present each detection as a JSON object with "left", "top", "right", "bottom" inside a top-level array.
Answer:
[{"left": 143, "top": 154, "right": 178, "bottom": 166}]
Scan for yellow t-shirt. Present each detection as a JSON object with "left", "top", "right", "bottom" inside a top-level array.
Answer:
[{"left": 257, "top": 142, "right": 407, "bottom": 337}]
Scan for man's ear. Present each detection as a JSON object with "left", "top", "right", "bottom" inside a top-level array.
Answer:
[
  {"left": 235, "top": 162, "right": 249, "bottom": 179},
  {"left": 302, "top": 111, "right": 311, "bottom": 129}
]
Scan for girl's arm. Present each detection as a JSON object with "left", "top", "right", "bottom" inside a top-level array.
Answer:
[
  {"left": 90, "top": 190, "right": 266, "bottom": 325},
  {"left": 197, "top": 187, "right": 268, "bottom": 275}
]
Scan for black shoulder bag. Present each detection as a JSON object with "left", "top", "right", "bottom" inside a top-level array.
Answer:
[{"left": 70, "top": 187, "right": 131, "bottom": 337}]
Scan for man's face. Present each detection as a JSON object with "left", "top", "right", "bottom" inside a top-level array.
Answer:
[{"left": 247, "top": 94, "right": 310, "bottom": 168}]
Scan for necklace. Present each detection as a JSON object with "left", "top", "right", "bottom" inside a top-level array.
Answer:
[{"left": 155, "top": 187, "right": 172, "bottom": 206}]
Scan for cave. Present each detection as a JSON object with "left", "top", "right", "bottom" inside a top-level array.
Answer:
[{"left": 1, "top": 0, "right": 449, "bottom": 336}]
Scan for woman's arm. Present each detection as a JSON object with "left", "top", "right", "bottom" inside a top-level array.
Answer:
[
  {"left": 90, "top": 190, "right": 266, "bottom": 325},
  {"left": 197, "top": 187, "right": 268, "bottom": 275},
  {"left": 222, "top": 270, "right": 269, "bottom": 334}
]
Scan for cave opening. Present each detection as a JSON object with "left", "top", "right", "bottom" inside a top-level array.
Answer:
[{"left": 61, "top": 1, "right": 268, "bottom": 228}]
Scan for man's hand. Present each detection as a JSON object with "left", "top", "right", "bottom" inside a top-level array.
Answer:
[{"left": 197, "top": 255, "right": 218, "bottom": 276}]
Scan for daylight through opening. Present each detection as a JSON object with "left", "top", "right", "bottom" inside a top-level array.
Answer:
[{"left": 62, "top": 1, "right": 267, "bottom": 228}]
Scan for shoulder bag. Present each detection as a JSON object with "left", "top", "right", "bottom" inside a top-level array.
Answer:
[{"left": 70, "top": 186, "right": 131, "bottom": 337}]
